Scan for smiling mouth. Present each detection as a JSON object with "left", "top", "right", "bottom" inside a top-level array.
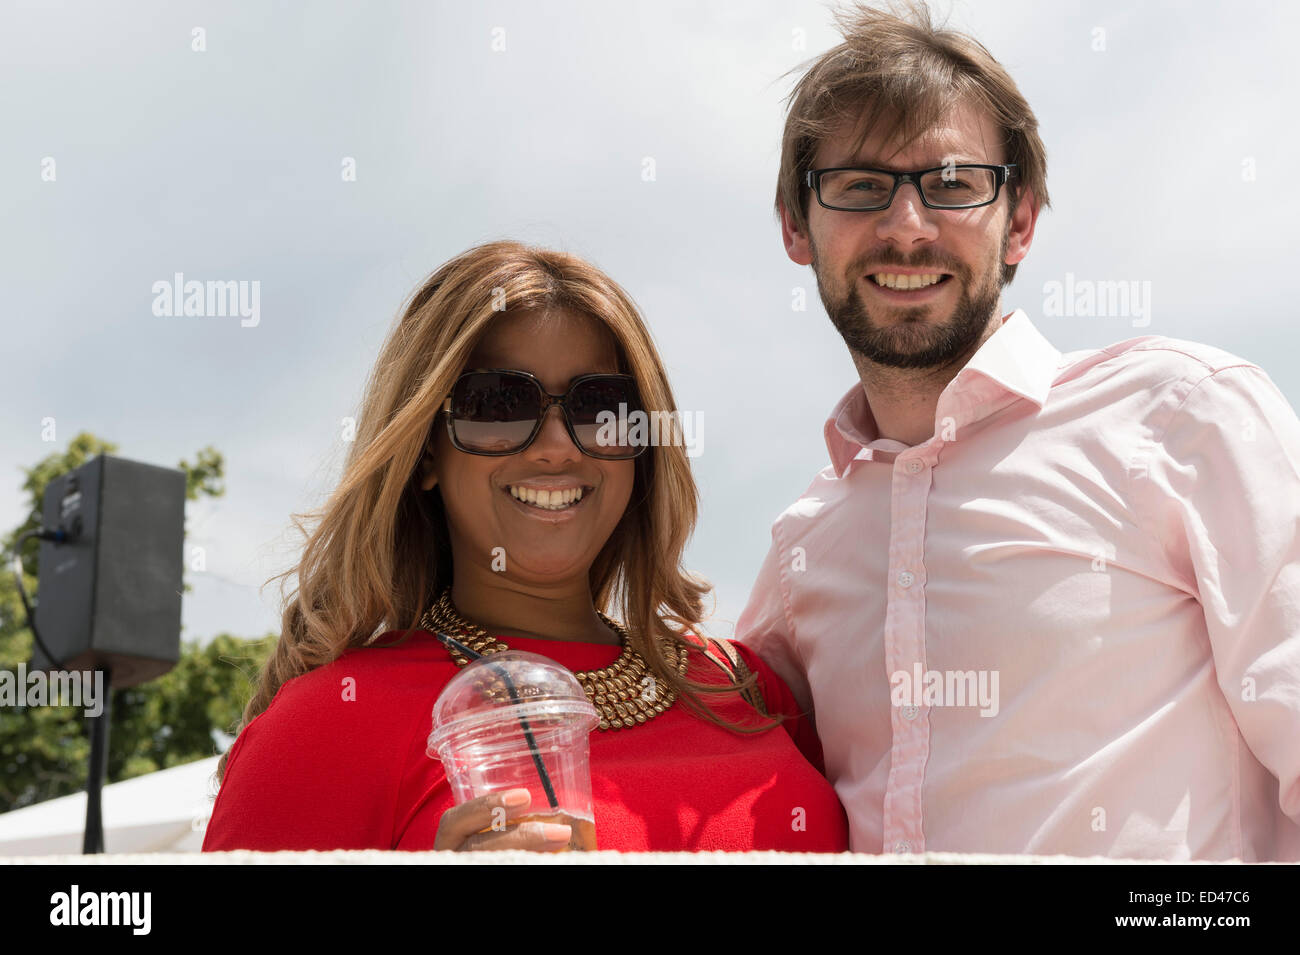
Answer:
[
  {"left": 869, "top": 272, "right": 952, "bottom": 290},
  {"left": 504, "top": 484, "right": 593, "bottom": 512}
]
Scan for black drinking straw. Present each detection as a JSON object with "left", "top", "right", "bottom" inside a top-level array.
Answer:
[{"left": 433, "top": 631, "right": 559, "bottom": 811}]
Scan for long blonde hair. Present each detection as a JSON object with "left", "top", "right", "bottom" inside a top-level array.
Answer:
[{"left": 218, "top": 241, "right": 766, "bottom": 783}]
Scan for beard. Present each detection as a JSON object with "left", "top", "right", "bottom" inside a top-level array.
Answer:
[{"left": 811, "top": 230, "right": 1008, "bottom": 370}]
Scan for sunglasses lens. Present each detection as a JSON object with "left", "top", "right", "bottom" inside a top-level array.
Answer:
[
  {"left": 448, "top": 372, "right": 541, "bottom": 453},
  {"left": 569, "top": 377, "right": 643, "bottom": 457}
]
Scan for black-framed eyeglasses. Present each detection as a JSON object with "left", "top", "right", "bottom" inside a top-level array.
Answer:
[
  {"left": 805, "top": 163, "right": 1017, "bottom": 211},
  {"left": 439, "top": 369, "right": 648, "bottom": 459}
]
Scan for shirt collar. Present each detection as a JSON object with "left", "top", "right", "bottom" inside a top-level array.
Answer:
[{"left": 823, "top": 309, "right": 1063, "bottom": 477}]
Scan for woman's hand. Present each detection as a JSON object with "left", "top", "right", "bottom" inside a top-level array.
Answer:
[{"left": 433, "top": 788, "right": 573, "bottom": 852}]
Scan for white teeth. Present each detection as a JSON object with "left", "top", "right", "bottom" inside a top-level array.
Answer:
[
  {"left": 506, "top": 485, "right": 586, "bottom": 510},
  {"left": 872, "top": 273, "right": 944, "bottom": 290}
]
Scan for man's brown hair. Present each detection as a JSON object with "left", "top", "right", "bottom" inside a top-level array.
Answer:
[{"left": 777, "top": 0, "right": 1049, "bottom": 285}]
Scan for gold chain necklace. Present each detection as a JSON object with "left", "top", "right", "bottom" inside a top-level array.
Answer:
[{"left": 419, "top": 588, "right": 684, "bottom": 731}]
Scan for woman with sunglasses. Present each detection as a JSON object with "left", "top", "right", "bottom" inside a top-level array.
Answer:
[{"left": 202, "top": 241, "right": 847, "bottom": 853}]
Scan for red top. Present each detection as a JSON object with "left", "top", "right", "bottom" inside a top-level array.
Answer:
[{"left": 202, "top": 629, "right": 848, "bottom": 853}]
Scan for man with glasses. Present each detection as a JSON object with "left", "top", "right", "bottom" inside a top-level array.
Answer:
[{"left": 735, "top": 3, "right": 1300, "bottom": 861}]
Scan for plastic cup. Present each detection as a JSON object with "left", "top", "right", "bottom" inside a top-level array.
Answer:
[{"left": 427, "top": 650, "right": 600, "bottom": 851}]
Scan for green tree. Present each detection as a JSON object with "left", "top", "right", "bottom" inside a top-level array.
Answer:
[{"left": 1, "top": 432, "right": 275, "bottom": 811}]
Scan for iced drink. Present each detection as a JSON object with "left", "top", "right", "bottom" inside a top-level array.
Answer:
[{"left": 428, "top": 650, "right": 601, "bottom": 851}]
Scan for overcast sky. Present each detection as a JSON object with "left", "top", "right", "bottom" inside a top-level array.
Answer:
[{"left": 2, "top": 0, "right": 1296, "bottom": 646}]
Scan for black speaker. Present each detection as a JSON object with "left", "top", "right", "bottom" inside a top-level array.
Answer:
[{"left": 30, "top": 454, "right": 184, "bottom": 688}]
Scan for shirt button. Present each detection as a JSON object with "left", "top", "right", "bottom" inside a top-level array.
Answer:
[
  {"left": 905, "top": 459, "right": 923, "bottom": 474},
  {"left": 894, "top": 841, "right": 913, "bottom": 854},
  {"left": 898, "top": 570, "right": 915, "bottom": 588},
  {"left": 901, "top": 704, "right": 919, "bottom": 720}
]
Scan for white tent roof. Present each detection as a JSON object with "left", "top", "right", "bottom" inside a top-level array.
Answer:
[{"left": 0, "top": 755, "right": 219, "bottom": 855}]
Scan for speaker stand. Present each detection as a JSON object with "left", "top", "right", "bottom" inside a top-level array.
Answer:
[{"left": 82, "top": 667, "right": 111, "bottom": 854}]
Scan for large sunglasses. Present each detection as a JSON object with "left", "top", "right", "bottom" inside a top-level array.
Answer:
[{"left": 440, "top": 369, "right": 648, "bottom": 459}]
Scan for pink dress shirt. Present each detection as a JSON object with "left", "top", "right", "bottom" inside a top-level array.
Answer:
[{"left": 736, "top": 309, "right": 1300, "bottom": 861}]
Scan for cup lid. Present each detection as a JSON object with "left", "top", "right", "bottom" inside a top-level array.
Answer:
[{"left": 427, "top": 650, "right": 599, "bottom": 757}]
